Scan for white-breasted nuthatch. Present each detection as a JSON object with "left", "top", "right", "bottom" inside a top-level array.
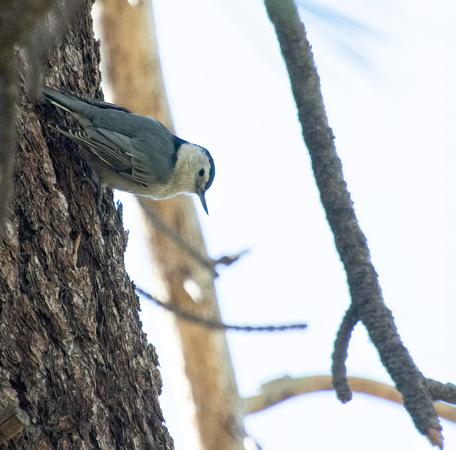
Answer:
[{"left": 42, "top": 86, "right": 215, "bottom": 214}]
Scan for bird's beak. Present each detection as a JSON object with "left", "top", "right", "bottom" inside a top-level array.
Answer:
[{"left": 197, "top": 189, "right": 209, "bottom": 215}]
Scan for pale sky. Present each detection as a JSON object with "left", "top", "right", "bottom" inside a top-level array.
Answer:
[{"left": 118, "top": 0, "right": 456, "bottom": 448}]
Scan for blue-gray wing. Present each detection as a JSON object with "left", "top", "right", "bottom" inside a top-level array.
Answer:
[
  {"left": 86, "top": 119, "right": 178, "bottom": 185},
  {"left": 43, "top": 86, "right": 178, "bottom": 185}
]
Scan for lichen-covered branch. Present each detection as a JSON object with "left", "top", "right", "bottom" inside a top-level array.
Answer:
[
  {"left": 426, "top": 379, "right": 456, "bottom": 405},
  {"left": 331, "top": 304, "right": 359, "bottom": 402},
  {"left": 264, "top": 0, "right": 443, "bottom": 447}
]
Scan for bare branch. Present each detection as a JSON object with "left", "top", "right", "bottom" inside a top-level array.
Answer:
[
  {"left": 264, "top": 0, "right": 442, "bottom": 445},
  {"left": 331, "top": 304, "right": 359, "bottom": 402},
  {"left": 244, "top": 375, "right": 456, "bottom": 425},
  {"left": 213, "top": 249, "right": 250, "bottom": 268},
  {"left": 138, "top": 203, "right": 248, "bottom": 277},
  {"left": 426, "top": 379, "right": 456, "bottom": 405},
  {"left": 137, "top": 288, "right": 307, "bottom": 332}
]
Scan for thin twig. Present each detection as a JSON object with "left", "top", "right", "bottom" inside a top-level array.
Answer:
[
  {"left": 137, "top": 202, "right": 248, "bottom": 277},
  {"left": 136, "top": 288, "right": 307, "bottom": 332}
]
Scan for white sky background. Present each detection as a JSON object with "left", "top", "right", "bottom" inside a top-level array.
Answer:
[{"left": 115, "top": 0, "right": 456, "bottom": 448}]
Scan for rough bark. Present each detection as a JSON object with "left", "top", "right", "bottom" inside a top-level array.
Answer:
[{"left": 0, "top": 2, "right": 173, "bottom": 448}]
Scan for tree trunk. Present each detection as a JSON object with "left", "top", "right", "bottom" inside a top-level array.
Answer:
[{"left": 0, "top": 2, "right": 173, "bottom": 448}]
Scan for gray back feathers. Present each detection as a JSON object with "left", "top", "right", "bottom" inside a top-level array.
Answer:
[{"left": 42, "top": 86, "right": 178, "bottom": 186}]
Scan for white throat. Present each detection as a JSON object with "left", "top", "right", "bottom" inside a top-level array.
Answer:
[{"left": 153, "top": 143, "right": 202, "bottom": 199}]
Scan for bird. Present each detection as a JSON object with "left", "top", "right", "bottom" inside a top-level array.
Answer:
[{"left": 42, "top": 86, "right": 215, "bottom": 214}]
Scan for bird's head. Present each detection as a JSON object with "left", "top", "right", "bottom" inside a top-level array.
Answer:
[{"left": 174, "top": 142, "right": 215, "bottom": 214}]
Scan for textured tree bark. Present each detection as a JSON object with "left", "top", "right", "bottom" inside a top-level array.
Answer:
[{"left": 0, "top": 2, "right": 173, "bottom": 448}]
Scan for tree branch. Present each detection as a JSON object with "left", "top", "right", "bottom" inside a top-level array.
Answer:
[
  {"left": 137, "top": 288, "right": 307, "bottom": 332},
  {"left": 426, "top": 379, "right": 456, "bottom": 405},
  {"left": 264, "top": 0, "right": 443, "bottom": 447},
  {"left": 331, "top": 304, "right": 359, "bottom": 402},
  {"left": 138, "top": 204, "right": 248, "bottom": 277},
  {"left": 244, "top": 375, "right": 456, "bottom": 424}
]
